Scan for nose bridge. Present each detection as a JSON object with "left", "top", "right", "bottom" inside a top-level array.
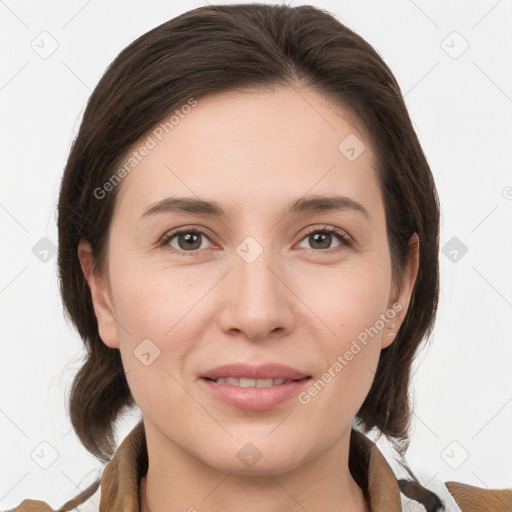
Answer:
[
  {"left": 222, "top": 233, "right": 293, "bottom": 340},
  {"left": 234, "top": 234, "right": 281, "bottom": 302}
]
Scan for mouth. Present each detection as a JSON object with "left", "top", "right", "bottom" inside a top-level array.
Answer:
[
  {"left": 201, "top": 362, "right": 310, "bottom": 381},
  {"left": 199, "top": 364, "right": 312, "bottom": 411},
  {"left": 203, "top": 376, "right": 309, "bottom": 387}
]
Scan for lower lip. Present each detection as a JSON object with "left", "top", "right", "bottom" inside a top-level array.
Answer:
[{"left": 200, "top": 377, "right": 312, "bottom": 411}]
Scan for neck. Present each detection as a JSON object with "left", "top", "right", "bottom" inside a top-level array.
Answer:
[{"left": 139, "top": 427, "right": 369, "bottom": 512}]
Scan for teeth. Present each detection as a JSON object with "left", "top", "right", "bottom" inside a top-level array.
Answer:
[{"left": 214, "top": 377, "right": 288, "bottom": 387}]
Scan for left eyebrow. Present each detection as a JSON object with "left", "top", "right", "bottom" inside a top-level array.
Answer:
[
  {"left": 287, "top": 194, "right": 369, "bottom": 220},
  {"left": 139, "top": 194, "right": 370, "bottom": 222}
]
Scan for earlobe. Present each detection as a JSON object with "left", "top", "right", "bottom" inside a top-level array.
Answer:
[
  {"left": 382, "top": 233, "right": 420, "bottom": 349},
  {"left": 77, "top": 239, "right": 119, "bottom": 349}
]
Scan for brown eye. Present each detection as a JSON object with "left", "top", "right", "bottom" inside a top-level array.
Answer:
[
  {"left": 161, "top": 228, "right": 213, "bottom": 254},
  {"left": 297, "top": 226, "right": 350, "bottom": 252},
  {"left": 174, "top": 232, "right": 203, "bottom": 251},
  {"left": 308, "top": 232, "right": 333, "bottom": 250}
]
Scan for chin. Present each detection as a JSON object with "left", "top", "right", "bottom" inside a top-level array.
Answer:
[
  {"left": 197, "top": 437, "right": 309, "bottom": 476},
  {"left": 213, "top": 453, "right": 304, "bottom": 476}
]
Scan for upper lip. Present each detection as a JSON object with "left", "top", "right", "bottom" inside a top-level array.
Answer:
[{"left": 201, "top": 363, "right": 310, "bottom": 381}]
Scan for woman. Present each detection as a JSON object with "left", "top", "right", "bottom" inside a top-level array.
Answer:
[{"left": 9, "top": 3, "right": 512, "bottom": 512}]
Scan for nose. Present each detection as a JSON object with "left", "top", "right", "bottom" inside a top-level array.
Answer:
[{"left": 217, "top": 240, "right": 295, "bottom": 342}]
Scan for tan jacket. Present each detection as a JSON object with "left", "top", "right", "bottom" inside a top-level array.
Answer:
[{"left": 8, "top": 420, "right": 512, "bottom": 512}]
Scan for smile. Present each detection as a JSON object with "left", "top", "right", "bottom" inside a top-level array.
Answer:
[
  {"left": 207, "top": 377, "right": 294, "bottom": 387},
  {"left": 200, "top": 376, "right": 312, "bottom": 411}
]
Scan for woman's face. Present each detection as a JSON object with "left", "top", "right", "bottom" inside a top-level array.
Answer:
[{"left": 80, "top": 86, "right": 418, "bottom": 474}]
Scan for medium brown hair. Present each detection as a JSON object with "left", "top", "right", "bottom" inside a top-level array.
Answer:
[{"left": 58, "top": 2, "right": 439, "bottom": 471}]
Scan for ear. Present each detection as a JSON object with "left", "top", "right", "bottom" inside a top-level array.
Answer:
[
  {"left": 382, "top": 233, "right": 420, "bottom": 349},
  {"left": 77, "top": 239, "right": 119, "bottom": 349}
]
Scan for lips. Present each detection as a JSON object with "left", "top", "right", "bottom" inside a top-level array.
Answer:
[
  {"left": 199, "top": 363, "right": 312, "bottom": 411},
  {"left": 214, "top": 377, "right": 290, "bottom": 387},
  {"left": 201, "top": 363, "right": 310, "bottom": 381}
]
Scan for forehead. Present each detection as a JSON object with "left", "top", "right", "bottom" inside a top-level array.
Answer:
[{"left": 114, "top": 86, "right": 382, "bottom": 223}]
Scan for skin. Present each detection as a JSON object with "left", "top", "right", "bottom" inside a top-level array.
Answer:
[{"left": 79, "top": 86, "right": 419, "bottom": 512}]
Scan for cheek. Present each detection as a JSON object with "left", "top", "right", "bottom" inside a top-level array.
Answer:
[
  {"left": 297, "top": 304, "right": 383, "bottom": 435},
  {"left": 300, "top": 255, "right": 392, "bottom": 336},
  {"left": 107, "top": 257, "right": 215, "bottom": 405},
  {"left": 109, "top": 264, "right": 200, "bottom": 419},
  {"left": 297, "top": 258, "right": 391, "bottom": 400},
  {"left": 109, "top": 256, "right": 204, "bottom": 341}
]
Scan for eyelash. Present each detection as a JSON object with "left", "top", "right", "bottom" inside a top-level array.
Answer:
[{"left": 158, "top": 225, "right": 352, "bottom": 256}]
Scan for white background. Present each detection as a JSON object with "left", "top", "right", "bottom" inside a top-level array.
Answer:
[{"left": 1, "top": 0, "right": 511, "bottom": 509}]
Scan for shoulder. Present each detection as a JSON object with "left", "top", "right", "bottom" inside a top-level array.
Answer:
[
  {"left": 5, "top": 478, "right": 101, "bottom": 512},
  {"left": 444, "top": 480, "right": 512, "bottom": 512},
  {"left": 367, "top": 431, "right": 512, "bottom": 512},
  {"left": 399, "top": 474, "right": 512, "bottom": 512}
]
